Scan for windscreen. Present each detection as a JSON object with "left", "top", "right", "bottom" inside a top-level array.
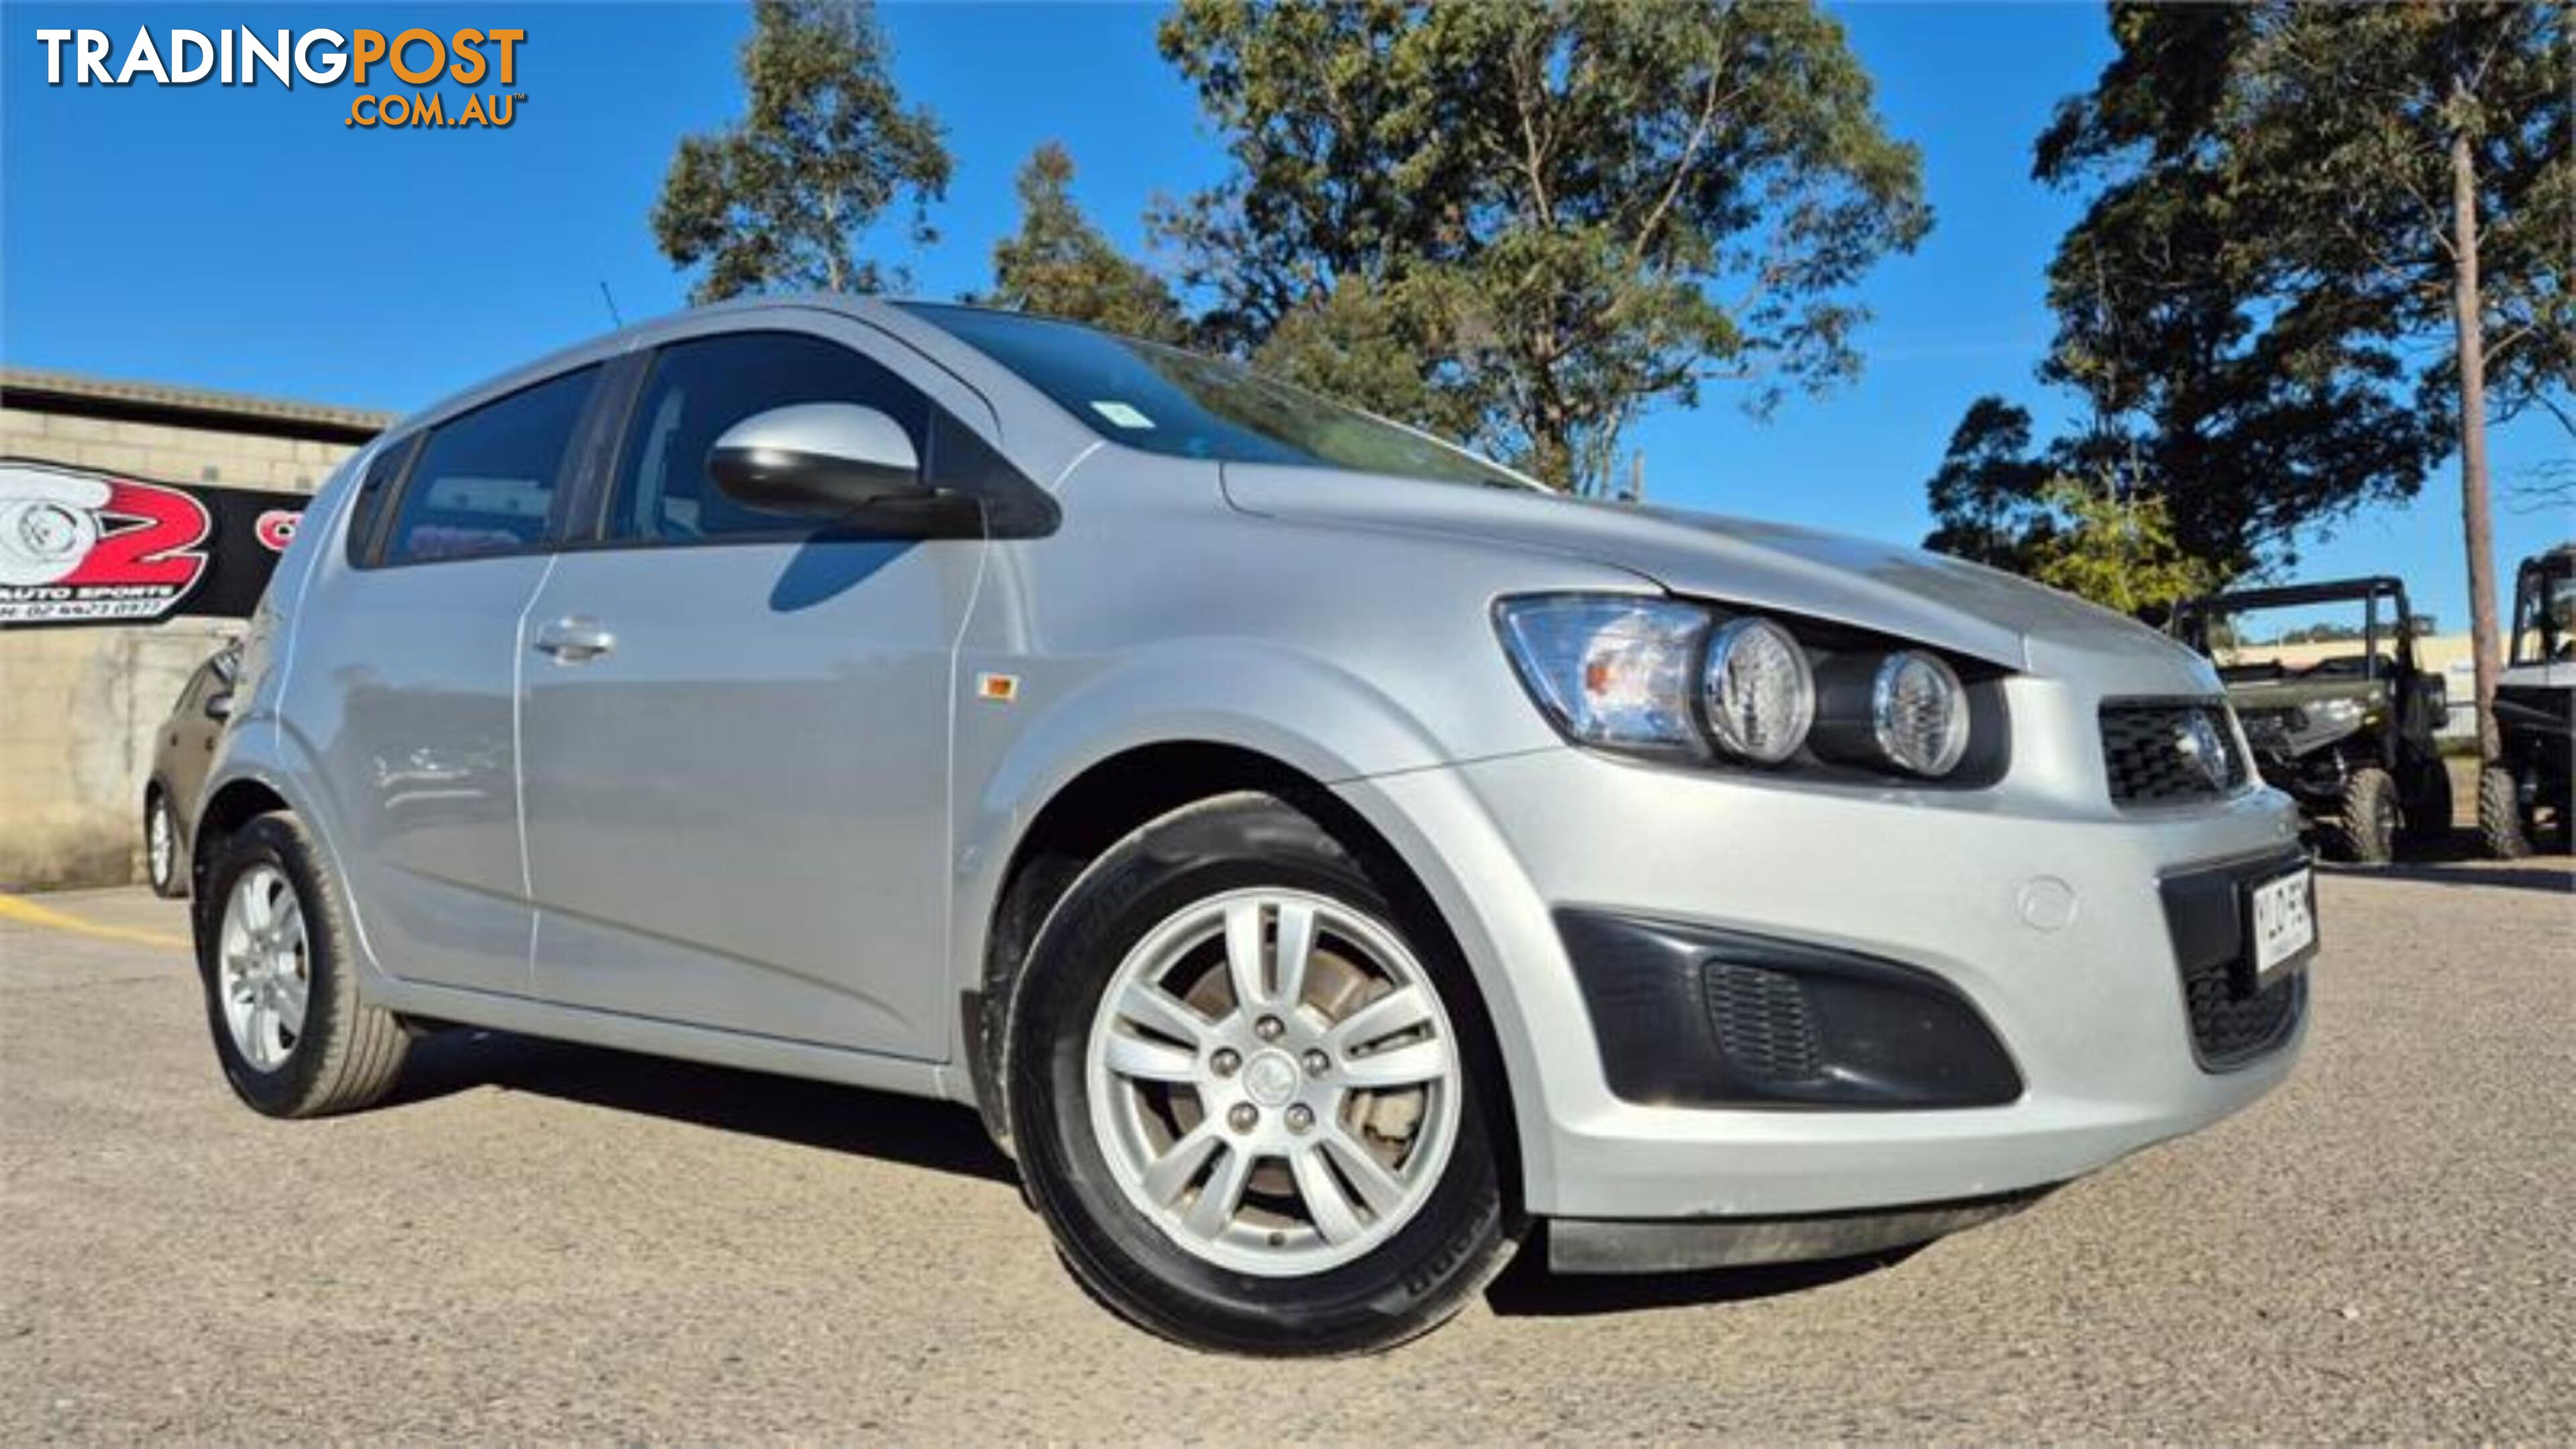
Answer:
[
  {"left": 2512, "top": 559, "right": 2575, "bottom": 665},
  {"left": 897, "top": 303, "right": 1532, "bottom": 488},
  {"left": 2197, "top": 597, "right": 2394, "bottom": 683}
]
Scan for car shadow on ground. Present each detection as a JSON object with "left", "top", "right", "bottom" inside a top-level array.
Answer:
[
  {"left": 386, "top": 1028, "right": 1018, "bottom": 1186},
  {"left": 1483, "top": 1233, "right": 1921, "bottom": 1318},
  {"left": 386, "top": 1027, "right": 1936, "bottom": 1321}
]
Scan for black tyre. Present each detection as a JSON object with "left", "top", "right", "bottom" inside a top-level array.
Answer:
[
  {"left": 2478, "top": 764, "right": 2534, "bottom": 860},
  {"left": 1003, "top": 792, "right": 1519, "bottom": 1355},
  {"left": 144, "top": 787, "right": 186, "bottom": 899},
  {"left": 2329, "top": 766, "right": 2400, "bottom": 865},
  {"left": 194, "top": 812, "right": 409, "bottom": 1118},
  {"left": 2398, "top": 757, "right": 2453, "bottom": 849}
]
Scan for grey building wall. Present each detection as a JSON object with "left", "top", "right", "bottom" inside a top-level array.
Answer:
[{"left": 1, "top": 372, "right": 392, "bottom": 891}]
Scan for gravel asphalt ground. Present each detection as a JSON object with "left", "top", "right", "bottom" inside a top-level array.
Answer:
[{"left": 2, "top": 853, "right": 2569, "bottom": 1442}]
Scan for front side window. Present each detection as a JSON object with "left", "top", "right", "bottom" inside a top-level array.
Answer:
[
  {"left": 380, "top": 366, "right": 597, "bottom": 566},
  {"left": 895, "top": 303, "right": 1533, "bottom": 490},
  {"left": 608, "top": 332, "right": 931, "bottom": 543}
]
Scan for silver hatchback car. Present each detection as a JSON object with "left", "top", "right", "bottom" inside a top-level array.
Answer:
[{"left": 191, "top": 297, "right": 2312, "bottom": 1352}]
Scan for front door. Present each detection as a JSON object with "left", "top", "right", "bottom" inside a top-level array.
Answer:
[{"left": 517, "top": 327, "right": 984, "bottom": 1059}]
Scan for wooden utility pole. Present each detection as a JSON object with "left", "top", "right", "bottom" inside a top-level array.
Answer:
[{"left": 2449, "top": 110, "right": 2502, "bottom": 762}]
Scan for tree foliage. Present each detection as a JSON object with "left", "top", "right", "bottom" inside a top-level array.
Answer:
[
  {"left": 981, "top": 143, "right": 1189, "bottom": 343},
  {"left": 652, "top": 0, "right": 951, "bottom": 303},
  {"left": 1926, "top": 3, "right": 2569, "bottom": 585},
  {"left": 2025, "top": 478, "right": 2217, "bottom": 620},
  {"left": 1155, "top": 0, "right": 1930, "bottom": 494},
  {"left": 1923, "top": 397, "right": 2215, "bottom": 617}
]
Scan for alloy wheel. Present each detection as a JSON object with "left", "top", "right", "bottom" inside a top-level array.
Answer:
[
  {"left": 217, "top": 864, "right": 309, "bottom": 1071},
  {"left": 1083, "top": 888, "right": 1462, "bottom": 1277},
  {"left": 148, "top": 800, "right": 175, "bottom": 890}
]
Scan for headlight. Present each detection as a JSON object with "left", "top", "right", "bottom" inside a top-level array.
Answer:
[
  {"left": 1493, "top": 596, "right": 1707, "bottom": 751},
  {"left": 1495, "top": 593, "right": 1990, "bottom": 780},
  {"left": 1700, "top": 616, "right": 1815, "bottom": 764},
  {"left": 1812, "top": 649, "right": 1973, "bottom": 776},
  {"left": 2304, "top": 698, "right": 2363, "bottom": 731},
  {"left": 1869, "top": 650, "right": 1971, "bottom": 775}
]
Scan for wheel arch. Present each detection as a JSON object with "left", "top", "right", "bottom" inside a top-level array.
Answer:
[
  {"left": 961, "top": 738, "right": 1525, "bottom": 1210},
  {"left": 190, "top": 777, "right": 293, "bottom": 898}
]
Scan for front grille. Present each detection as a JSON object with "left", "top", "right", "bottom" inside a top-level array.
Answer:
[
  {"left": 1701, "top": 961, "right": 1823, "bottom": 1083},
  {"left": 2101, "top": 701, "right": 2249, "bottom": 806},
  {"left": 2181, "top": 957, "right": 2303, "bottom": 1067}
]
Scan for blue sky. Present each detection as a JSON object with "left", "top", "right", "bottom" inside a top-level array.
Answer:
[{"left": 4, "top": 2, "right": 2563, "bottom": 628}]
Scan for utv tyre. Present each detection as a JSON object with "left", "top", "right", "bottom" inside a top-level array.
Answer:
[
  {"left": 2330, "top": 767, "right": 2400, "bottom": 865},
  {"left": 145, "top": 788, "right": 186, "bottom": 898},
  {"left": 195, "top": 812, "right": 410, "bottom": 1118},
  {"left": 1004, "top": 792, "right": 1519, "bottom": 1355},
  {"left": 2399, "top": 757, "right": 2453, "bottom": 849},
  {"left": 2478, "top": 765, "right": 2534, "bottom": 861}
]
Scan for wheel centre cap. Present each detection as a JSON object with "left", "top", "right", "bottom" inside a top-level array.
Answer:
[{"left": 1242, "top": 1050, "right": 1299, "bottom": 1108}]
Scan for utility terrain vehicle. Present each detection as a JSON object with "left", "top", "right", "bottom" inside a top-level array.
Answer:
[
  {"left": 2481, "top": 545, "right": 2574, "bottom": 857},
  {"left": 2176, "top": 577, "right": 2449, "bottom": 863}
]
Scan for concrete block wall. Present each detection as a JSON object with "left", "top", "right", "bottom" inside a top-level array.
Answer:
[{"left": 1, "top": 402, "right": 358, "bottom": 891}]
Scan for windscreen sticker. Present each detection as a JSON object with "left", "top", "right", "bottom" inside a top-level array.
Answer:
[{"left": 1089, "top": 400, "right": 1155, "bottom": 430}]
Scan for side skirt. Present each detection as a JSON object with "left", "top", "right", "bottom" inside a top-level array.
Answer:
[{"left": 366, "top": 976, "right": 971, "bottom": 1106}]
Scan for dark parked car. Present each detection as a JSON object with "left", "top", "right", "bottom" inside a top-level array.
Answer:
[
  {"left": 2175, "top": 577, "right": 2450, "bottom": 863},
  {"left": 144, "top": 641, "right": 239, "bottom": 898},
  {"left": 2481, "top": 545, "right": 2573, "bottom": 858}
]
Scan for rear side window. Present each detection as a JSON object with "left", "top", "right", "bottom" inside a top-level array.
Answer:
[
  {"left": 608, "top": 332, "right": 929, "bottom": 543},
  {"left": 341, "top": 435, "right": 419, "bottom": 567},
  {"left": 380, "top": 366, "right": 598, "bottom": 566}
]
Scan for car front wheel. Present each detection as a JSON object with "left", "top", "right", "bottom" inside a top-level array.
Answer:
[{"left": 1004, "top": 793, "right": 1517, "bottom": 1354}]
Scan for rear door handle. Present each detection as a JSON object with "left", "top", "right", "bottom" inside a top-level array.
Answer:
[{"left": 533, "top": 616, "right": 616, "bottom": 664}]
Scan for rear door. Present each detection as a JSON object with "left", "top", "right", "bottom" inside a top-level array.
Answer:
[
  {"left": 517, "top": 322, "right": 991, "bottom": 1058},
  {"left": 300, "top": 366, "right": 599, "bottom": 997}
]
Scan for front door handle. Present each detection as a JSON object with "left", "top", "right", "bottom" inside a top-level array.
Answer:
[{"left": 533, "top": 616, "right": 616, "bottom": 664}]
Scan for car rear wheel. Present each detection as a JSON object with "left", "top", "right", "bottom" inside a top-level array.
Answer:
[
  {"left": 196, "top": 813, "right": 411, "bottom": 1118},
  {"left": 2478, "top": 764, "right": 2534, "bottom": 860},
  {"left": 1004, "top": 792, "right": 1518, "bottom": 1354},
  {"left": 145, "top": 788, "right": 185, "bottom": 899},
  {"left": 2330, "top": 766, "right": 2400, "bottom": 865}
]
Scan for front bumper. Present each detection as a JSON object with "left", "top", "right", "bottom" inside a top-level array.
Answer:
[{"left": 1339, "top": 722, "right": 2309, "bottom": 1223}]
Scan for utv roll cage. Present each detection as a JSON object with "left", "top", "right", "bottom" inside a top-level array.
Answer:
[{"left": 2171, "top": 576, "right": 2418, "bottom": 680}]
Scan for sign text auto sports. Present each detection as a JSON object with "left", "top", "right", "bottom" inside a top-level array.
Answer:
[{"left": 0, "top": 458, "right": 303, "bottom": 627}]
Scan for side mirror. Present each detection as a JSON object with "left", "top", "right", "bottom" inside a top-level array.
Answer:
[
  {"left": 204, "top": 691, "right": 234, "bottom": 722},
  {"left": 707, "top": 403, "right": 927, "bottom": 518}
]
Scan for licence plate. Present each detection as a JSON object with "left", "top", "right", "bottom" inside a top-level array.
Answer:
[{"left": 2248, "top": 867, "right": 2316, "bottom": 982}]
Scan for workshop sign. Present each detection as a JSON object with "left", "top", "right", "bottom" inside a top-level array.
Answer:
[{"left": 0, "top": 458, "right": 303, "bottom": 627}]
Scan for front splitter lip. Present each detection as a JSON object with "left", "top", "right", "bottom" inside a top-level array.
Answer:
[{"left": 1548, "top": 1187, "right": 2053, "bottom": 1274}]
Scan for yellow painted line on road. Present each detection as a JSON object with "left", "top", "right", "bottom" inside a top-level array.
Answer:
[{"left": 0, "top": 894, "right": 191, "bottom": 951}]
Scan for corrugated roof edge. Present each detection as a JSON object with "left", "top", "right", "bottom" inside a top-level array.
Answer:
[{"left": 0, "top": 366, "right": 398, "bottom": 445}]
